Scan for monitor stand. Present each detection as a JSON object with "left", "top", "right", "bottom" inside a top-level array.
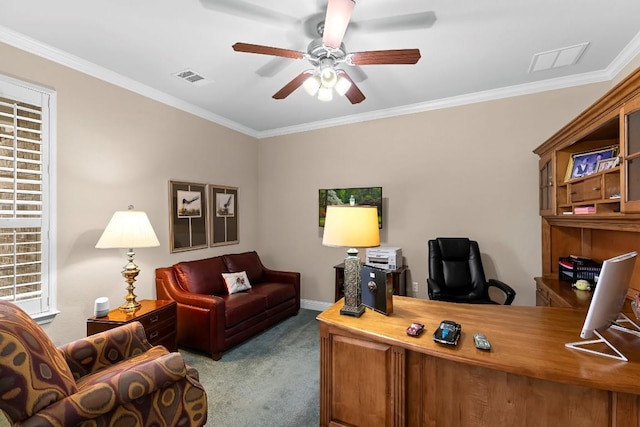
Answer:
[{"left": 565, "top": 314, "right": 640, "bottom": 362}]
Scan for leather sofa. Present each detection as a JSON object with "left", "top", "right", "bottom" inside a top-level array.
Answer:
[{"left": 155, "top": 251, "right": 300, "bottom": 360}]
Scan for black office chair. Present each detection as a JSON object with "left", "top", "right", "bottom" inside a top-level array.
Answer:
[{"left": 427, "top": 237, "right": 516, "bottom": 305}]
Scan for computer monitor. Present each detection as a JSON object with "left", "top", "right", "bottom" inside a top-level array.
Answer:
[{"left": 566, "top": 251, "right": 639, "bottom": 361}]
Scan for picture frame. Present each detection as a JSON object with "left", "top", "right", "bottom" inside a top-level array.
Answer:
[
  {"left": 565, "top": 146, "right": 618, "bottom": 181},
  {"left": 210, "top": 185, "right": 239, "bottom": 247},
  {"left": 169, "top": 180, "right": 208, "bottom": 253},
  {"left": 318, "top": 187, "right": 383, "bottom": 228},
  {"left": 596, "top": 158, "right": 617, "bottom": 172}
]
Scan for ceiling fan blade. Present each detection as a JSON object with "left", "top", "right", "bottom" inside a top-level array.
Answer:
[
  {"left": 349, "top": 49, "right": 421, "bottom": 65},
  {"left": 350, "top": 11, "right": 437, "bottom": 32},
  {"left": 233, "top": 43, "right": 305, "bottom": 60},
  {"left": 200, "top": 0, "right": 300, "bottom": 26},
  {"left": 337, "top": 71, "right": 365, "bottom": 104},
  {"left": 322, "top": 0, "right": 355, "bottom": 48},
  {"left": 273, "top": 72, "right": 313, "bottom": 99}
]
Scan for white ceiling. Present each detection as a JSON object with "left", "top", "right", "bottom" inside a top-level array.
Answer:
[{"left": 2, "top": 0, "right": 640, "bottom": 138}]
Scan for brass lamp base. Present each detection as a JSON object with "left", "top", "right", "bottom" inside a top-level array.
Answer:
[
  {"left": 119, "top": 249, "right": 141, "bottom": 313},
  {"left": 340, "top": 248, "right": 365, "bottom": 317}
]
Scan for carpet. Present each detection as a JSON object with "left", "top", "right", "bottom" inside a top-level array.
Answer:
[{"left": 180, "top": 309, "right": 321, "bottom": 427}]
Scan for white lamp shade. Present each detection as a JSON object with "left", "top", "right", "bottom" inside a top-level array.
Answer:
[
  {"left": 320, "top": 67, "right": 338, "bottom": 88},
  {"left": 318, "top": 86, "right": 333, "bottom": 102},
  {"left": 303, "top": 75, "right": 321, "bottom": 96},
  {"left": 96, "top": 210, "right": 160, "bottom": 249},
  {"left": 322, "top": 205, "right": 380, "bottom": 248},
  {"left": 323, "top": 0, "right": 355, "bottom": 49},
  {"left": 335, "top": 74, "right": 352, "bottom": 96}
]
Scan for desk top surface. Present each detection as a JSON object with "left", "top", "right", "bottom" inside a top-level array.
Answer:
[{"left": 317, "top": 296, "right": 640, "bottom": 395}]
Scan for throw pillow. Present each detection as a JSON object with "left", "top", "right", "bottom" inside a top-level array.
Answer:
[{"left": 221, "top": 271, "right": 252, "bottom": 294}]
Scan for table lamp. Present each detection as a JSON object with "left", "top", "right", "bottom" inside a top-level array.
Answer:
[
  {"left": 322, "top": 204, "right": 380, "bottom": 317},
  {"left": 95, "top": 205, "right": 160, "bottom": 312}
]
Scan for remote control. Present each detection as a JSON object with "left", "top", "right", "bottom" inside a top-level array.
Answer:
[{"left": 473, "top": 333, "right": 491, "bottom": 351}]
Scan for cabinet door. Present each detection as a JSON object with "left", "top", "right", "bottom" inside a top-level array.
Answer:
[
  {"left": 621, "top": 96, "right": 640, "bottom": 213},
  {"left": 539, "top": 154, "right": 554, "bottom": 216}
]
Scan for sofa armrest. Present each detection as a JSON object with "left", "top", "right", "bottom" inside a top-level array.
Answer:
[
  {"left": 27, "top": 350, "right": 191, "bottom": 426},
  {"left": 59, "top": 322, "right": 152, "bottom": 380},
  {"left": 155, "top": 267, "right": 226, "bottom": 309}
]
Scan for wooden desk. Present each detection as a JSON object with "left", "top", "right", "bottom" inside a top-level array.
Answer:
[{"left": 317, "top": 296, "right": 640, "bottom": 427}]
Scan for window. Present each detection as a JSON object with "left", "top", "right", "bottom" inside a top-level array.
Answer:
[{"left": 0, "top": 74, "right": 56, "bottom": 323}]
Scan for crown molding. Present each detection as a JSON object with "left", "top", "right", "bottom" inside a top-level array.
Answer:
[
  {"left": 0, "top": 26, "right": 260, "bottom": 138},
  {"left": 2, "top": 24, "right": 638, "bottom": 140}
]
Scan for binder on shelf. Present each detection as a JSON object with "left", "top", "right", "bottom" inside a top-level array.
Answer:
[{"left": 558, "top": 256, "right": 602, "bottom": 284}]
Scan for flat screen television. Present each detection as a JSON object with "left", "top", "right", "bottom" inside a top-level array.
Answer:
[
  {"left": 318, "top": 187, "right": 382, "bottom": 229},
  {"left": 565, "top": 251, "right": 639, "bottom": 361}
]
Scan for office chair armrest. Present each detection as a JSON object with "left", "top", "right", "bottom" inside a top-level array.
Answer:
[
  {"left": 487, "top": 279, "right": 516, "bottom": 305},
  {"left": 427, "top": 278, "right": 443, "bottom": 300}
]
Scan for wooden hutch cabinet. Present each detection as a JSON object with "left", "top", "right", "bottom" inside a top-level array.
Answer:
[{"left": 534, "top": 66, "right": 640, "bottom": 307}]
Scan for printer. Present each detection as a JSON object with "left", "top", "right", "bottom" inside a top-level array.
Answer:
[{"left": 365, "top": 246, "right": 403, "bottom": 270}]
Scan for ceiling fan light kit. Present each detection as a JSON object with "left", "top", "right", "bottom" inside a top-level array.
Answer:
[{"left": 232, "top": 0, "right": 422, "bottom": 104}]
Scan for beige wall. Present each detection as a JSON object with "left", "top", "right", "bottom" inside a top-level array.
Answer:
[
  {"left": 0, "top": 40, "right": 623, "bottom": 345},
  {"left": 1, "top": 42, "right": 258, "bottom": 344},
  {"left": 257, "top": 85, "right": 608, "bottom": 305}
]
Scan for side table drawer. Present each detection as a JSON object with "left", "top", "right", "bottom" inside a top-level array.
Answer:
[{"left": 136, "top": 303, "right": 176, "bottom": 331}]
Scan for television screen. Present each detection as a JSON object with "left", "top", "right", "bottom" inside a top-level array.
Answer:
[
  {"left": 565, "top": 251, "right": 638, "bottom": 361},
  {"left": 319, "top": 187, "right": 382, "bottom": 228}
]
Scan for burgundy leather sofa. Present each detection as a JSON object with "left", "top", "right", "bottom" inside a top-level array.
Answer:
[{"left": 155, "top": 251, "right": 300, "bottom": 360}]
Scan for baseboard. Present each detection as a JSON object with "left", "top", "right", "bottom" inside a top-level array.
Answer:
[{"left": 301, "top": 299, "right": 333, "bottom": 312}]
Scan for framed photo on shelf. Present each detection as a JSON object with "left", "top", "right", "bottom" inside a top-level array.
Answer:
[
  {"left": 564, "top": 145, "right": 618, "bottom": 182},
  {"left": 169, "top": 180, "right": 208, "bottom": 253},
  {"left": 210, "top": 185, "right": 239, "bottom": 247},
  {"left": 596, "top": 158, "right": 617, "bottom": 172}
]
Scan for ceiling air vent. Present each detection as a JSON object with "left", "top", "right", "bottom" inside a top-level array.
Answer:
[
  {"left": 528, "top": 42, "right": 589, "bottom": 73},
  {"left": 172, "top": 69, "right": 211, "bottom": 86}
]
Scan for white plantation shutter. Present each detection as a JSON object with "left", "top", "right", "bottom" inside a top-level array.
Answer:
[{"left": 0, "top": 75, "right": 55, "bottom": 321}]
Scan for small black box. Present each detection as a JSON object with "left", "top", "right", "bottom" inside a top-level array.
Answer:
[{"left": 361, "top": 265, "right": 393, "bottom": 315}]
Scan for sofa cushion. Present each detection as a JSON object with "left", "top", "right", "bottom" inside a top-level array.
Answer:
[
  {"left": 223, "top": 292, "right": 267, "bottom": 327},
  {"left": 249, "top": 283, "right": 296, "bottom": 309},
  {"left": 223, "top": 251, "right": 264, "bottom": 283},
  {"left": 221, "top": 271, "right": 252, "bottom": 295},
  {"left": 174, "top": 257, "right": 228, "bottom": 295}
]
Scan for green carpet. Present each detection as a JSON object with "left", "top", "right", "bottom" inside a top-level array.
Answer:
[{"left": 180, "top": 309, "right": 321, "bottom": 427}]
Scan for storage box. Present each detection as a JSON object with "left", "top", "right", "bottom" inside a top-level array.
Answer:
[{"left": 558, "top": 257, "right": 602, "bottom": 284}]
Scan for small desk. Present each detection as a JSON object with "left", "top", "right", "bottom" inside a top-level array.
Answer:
[
  {"left": 87, "top": 299, "right": 177, "bottom": 351},
  {"left": 334, "top": 263, "right": 407, "bottom": 301}
]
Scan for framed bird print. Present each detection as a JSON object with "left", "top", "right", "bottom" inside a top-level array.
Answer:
[
  {"left": 210, "top": 184, "right": 239, "bottom": 247},
  {"left": 169, "top": 180, "right": 208, "bottom": 253}
]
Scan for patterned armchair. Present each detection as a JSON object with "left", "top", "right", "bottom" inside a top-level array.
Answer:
[{"left": 0, "top": 300, "right": 207, "bottom": 426}]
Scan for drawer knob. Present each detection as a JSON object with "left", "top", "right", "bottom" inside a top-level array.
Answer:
[
  {"left": 592, "top": 186, "right": 600, "bottom": 191},
  {"left": 150, "top": 315, "right": 159, "bottom": 323},
  {"left": 149, "top": 331, "right": 159, "bottom": 339},
  {"left": 570, "top": 191, "right": 577, "bottom": 195}
]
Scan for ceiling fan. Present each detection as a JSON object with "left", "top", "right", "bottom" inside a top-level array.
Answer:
[{"left": 231, "top": 0, "right": 422, "bottom": 104}]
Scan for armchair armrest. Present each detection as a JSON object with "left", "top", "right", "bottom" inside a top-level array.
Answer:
[
  {"left": 59, "top": 321, "right": 152, "bottom": 379},
  {"left": 28, "top": 350, "right": 189, "bottom": 426},
  {"left": 487, "top": 279, "right": 516, "bottom": 305}
]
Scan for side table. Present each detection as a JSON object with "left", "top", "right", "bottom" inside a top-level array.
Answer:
[
  {"left": 334, "top": 263, "right": 408, "bottom": 302},
  {"left": 87, "top": 299, "right": 177, "bottom": 351}
]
